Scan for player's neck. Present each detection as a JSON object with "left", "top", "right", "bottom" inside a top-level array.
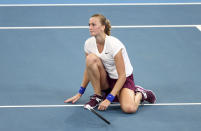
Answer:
[{"left": 95, "top": 33, "right": 106, "bottom": 45}]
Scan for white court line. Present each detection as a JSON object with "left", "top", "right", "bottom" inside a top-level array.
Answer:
[
  {"left": 0, "top": 103, "right": 201, "bottom": 108},
  {"left": 0, "top": 25, "right": 201, "bottom": 30},
  {"left": 0, "top": 3, "right": 201, "bottom": 7},
  {"left": 196, "top": 25, "right": 201, "bottom": 31}
]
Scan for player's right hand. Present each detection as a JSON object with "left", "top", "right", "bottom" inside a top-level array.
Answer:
[{"left": 64, "top": 93, "right": 82, "bottom": 104}]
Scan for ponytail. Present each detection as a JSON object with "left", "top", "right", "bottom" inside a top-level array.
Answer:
[{"left": 104, "top": 19, "right": 111, "bottom": 36}]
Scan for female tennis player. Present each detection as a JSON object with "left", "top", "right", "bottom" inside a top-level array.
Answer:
[{"left": 64, "top": 14, "right": 156, "bottom": 113}]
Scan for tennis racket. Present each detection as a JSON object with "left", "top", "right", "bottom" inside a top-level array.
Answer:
[{"left": 85, "top": 105, "right": 110, "bottom": 125}]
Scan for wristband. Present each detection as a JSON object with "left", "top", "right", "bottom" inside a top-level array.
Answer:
[
  {"left": 106, "top": 94, "right": 115, "bottom": 102},
  {"left": 79, "top": 86, "right": 86, "bottom": 94}
]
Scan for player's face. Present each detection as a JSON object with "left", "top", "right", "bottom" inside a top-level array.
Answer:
[{"left": 88, "top": 17, "right": 105, "bottom": 36}]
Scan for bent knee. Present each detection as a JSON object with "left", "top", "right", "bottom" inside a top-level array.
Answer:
[
  {"left": 86, "top": 54, "right": 99, "bottom": 66},
  {"left": 121, "top": 104, "right": 138, "bottom": 114}
]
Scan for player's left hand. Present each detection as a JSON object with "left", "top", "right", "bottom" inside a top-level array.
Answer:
[{"left": 98, "top": 99, "right": 111, "bottom": 111}]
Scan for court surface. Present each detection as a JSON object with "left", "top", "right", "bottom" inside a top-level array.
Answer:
[{"left": 0, "top": 1, "right": 201, "bottom": 131}]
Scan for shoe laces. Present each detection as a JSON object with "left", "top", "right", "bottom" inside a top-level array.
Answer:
[{"left": 90, "top": 95, "right": 102, "bottom": 103}]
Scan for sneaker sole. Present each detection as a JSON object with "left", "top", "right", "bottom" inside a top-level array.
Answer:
[{"left": 84, "top": 104, "right": 97, "bottom": 109}]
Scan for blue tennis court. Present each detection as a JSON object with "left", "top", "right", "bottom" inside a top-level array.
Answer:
[{"left": 0, "top": 1, "right": 201, "bottom": 130}]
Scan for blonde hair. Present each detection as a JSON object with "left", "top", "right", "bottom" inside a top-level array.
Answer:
[{"left": 91, "top": 14, "right": 111, "bottom": 36}]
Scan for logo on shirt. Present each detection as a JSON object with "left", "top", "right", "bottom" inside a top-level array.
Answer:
[{"left": 105, "top": 51, "right": 110, "bottom": 54}]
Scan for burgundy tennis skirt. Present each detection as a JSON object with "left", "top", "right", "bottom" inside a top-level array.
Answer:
[{"left": 101, "top": 73, "right": 137, "bottom": 102}]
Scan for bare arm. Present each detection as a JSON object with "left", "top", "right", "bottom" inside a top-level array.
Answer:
[
  {"left": 64, "top": 53, "right": 90, "bottom": 103},
  {"left": 110, "top": 49, "right": 126, "bottom": 97},
  {"left": 81, "top": 53, "right": 90, "bottom": 88}
]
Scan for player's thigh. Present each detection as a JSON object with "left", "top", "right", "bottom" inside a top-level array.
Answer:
[
  {"left": 87, "top": 53, "right": 109, "bottom": 90},
  {"left": 119, "top": 88, "right": 137, "bottom": 113},
  {"left": 96, "top": 58, "right": 109, "bottom": 90}
]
